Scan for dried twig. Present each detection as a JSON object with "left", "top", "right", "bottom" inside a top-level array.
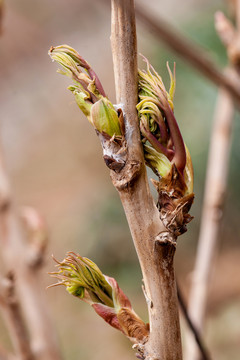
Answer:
[
  {"left": 185, "top": 87, "right": 234, "bottom": 360},
  {"left": 0, "top": 145, "right": 61, "bottom": 360},
  {"left": 110, "top": 1, "right": 182, "bottom": 359},
  {"left": 134, "top": 4, "right": 240, "bottom": 106},
  {"left": 0, "top": 273, "right": 33, "bottom": 360},
  {"left": 20, "top": 206, "right": 47, "bottom": 269},
  {"left": 185, "top": 4, "right": 240, "bottom": 358},
  {"left": 177, "top": 283, "right": 211, "bottom": 360}
]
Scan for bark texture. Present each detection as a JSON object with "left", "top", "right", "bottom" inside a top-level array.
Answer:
[{"left": 110, "top": 1, "right": 183, "bottom": 359}]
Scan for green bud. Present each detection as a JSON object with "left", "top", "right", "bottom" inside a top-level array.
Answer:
[
  {"left": 67, "top": 284, "right": 85, "bottom": 298},
  {"left": 184, "top": 145, "right": 194, "bottom": 194},
  {"left": 144, "top": 144, "right": 193, "bottom": 195},
  {"left": 49, "top": 45, "right": 122, "bottom": 139},
  {"left": 51, "top": 52, "right": 79, "bottom": 78},
  {"left": 49, "top": 252, "right": 113, "bottom": 307},
  {"left": 91, "top": 98, "right": 122, "bottom": 137},
  {"left": 144, "top": 144, "right": 172, "bottom": 178},
  {"left": 137, "top": 56, "right": 193, "bottom": 193},
  {"left": 68, "top": 85, "right": 93, "bottom": 120},
  {"left": 50, "top": 45, "right": 90, "bottom": 69},
  {"left": 49, "top": 252, "right": 149, "bottom": 341},
  {"left": 166, "top": 62, "right": 176, "bottom": 109}
]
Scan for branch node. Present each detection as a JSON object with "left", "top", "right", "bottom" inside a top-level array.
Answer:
[
  {"left": 20, "top": 206, "right": 48, "bottom": 269},
  {"left": 133, "top": 342, "right": 157, "bottom": 360},
  {"left": 110, "top": 159, "right": 142, "bottom": 191},
  {"left": 155, "top": 231, "right": 177, "bottom": 246},
  {"left": 133, "top": 343, "right": 145, "bottom": 359}
]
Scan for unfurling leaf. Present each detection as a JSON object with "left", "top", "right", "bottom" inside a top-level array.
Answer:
[
  {"left": 49, "top": 45, "right": 122, "bottom": 138},
  {"left": 137, "top": 56, "right": 193, "bottom": 195},
  {"left": 49, "top": 252, "right": 149, "bottom": 343}
]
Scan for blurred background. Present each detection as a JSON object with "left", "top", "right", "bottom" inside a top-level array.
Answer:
[{"left": 0, "top": 0, "right": 239, "bottom": 359}]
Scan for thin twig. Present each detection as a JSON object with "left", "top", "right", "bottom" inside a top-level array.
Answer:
[
  {"left": 185, "top": 86, "right": 234, "bottom": 360},
  {"left": 0, "top": 144, "right": 61, "bottom": 360},
  {"left": 0, "top": 274, "right": 33, "bottom": 360},
  {"left": 110, "top": 1, "right": 182, "bottom": 359},
  {"left": 20, "top": 206, "right": 47, "bottom": 269},
  {"left": 185, "top": 6, "right": 239, "bottom": 358},
  {"left": 177, "top": 283, "right": 211, "bottom": 360},
  {"left": 135, "top": 4, "right": 240, "bottom": 106}
]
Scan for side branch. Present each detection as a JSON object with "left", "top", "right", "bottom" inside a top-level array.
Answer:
[
  {"left": 0, "top": 274, "right": 33, "bottom": 360},
  {"left": 186, "top": 7, "right": 239, "bottom": 357},
  {"left": 0, "top": 146, "right": 61, "bottom": 360},
  {"left": 177, "top": 284, "right": 211, "bottom": 360},
  {"left": 185, "top": 82, "right": 234, "bottom": 360},
  {"left": 135, "top": 4, "right": 240, "bottom": 106}
]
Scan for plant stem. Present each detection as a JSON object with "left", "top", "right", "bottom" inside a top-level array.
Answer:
[
  {"left": 185, "top": 86, "right": 234, "bottom": 360},
  {"left": 185, "top": 2, "right": 240, "bottom": 355},
  {"left": 0, "top": 145, "right": 61, "bottom": 360},
  {"left": 177, "top": 284, "right": 211, "bottom": 360},
  {"left": 0, "top": 274, "right": 34, "bottom": 360},
  {"left": 135, "top": 4, "right": 240, "bottom": 106},
  {"left": 110, "top": 1, "right": 182, "bottom": 359}
]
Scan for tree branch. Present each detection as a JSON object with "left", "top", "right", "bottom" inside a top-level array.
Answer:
[
  {"left": 111, "top": 0, "right": 141, "bottom": 160},
  {"left": 185, "top": 83, "right": 234, "bottom": 360},
  {"left": 177, "top": 283, "right": 212, "bottom": 360},
  {"left": 0, "top": 145, "right": 61, "bottom": 360},
  {"left": 0, "top": 274, "right": 33, "bottom": 360},
  {"left": 185, "top": 5, "right": 240, "bottom": 358},
  {"left": 135, "top": 4, "right": 240, "bottom": 106},
  {"left": 110, "top": 1, "right": 182, "bottom": 359}
]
